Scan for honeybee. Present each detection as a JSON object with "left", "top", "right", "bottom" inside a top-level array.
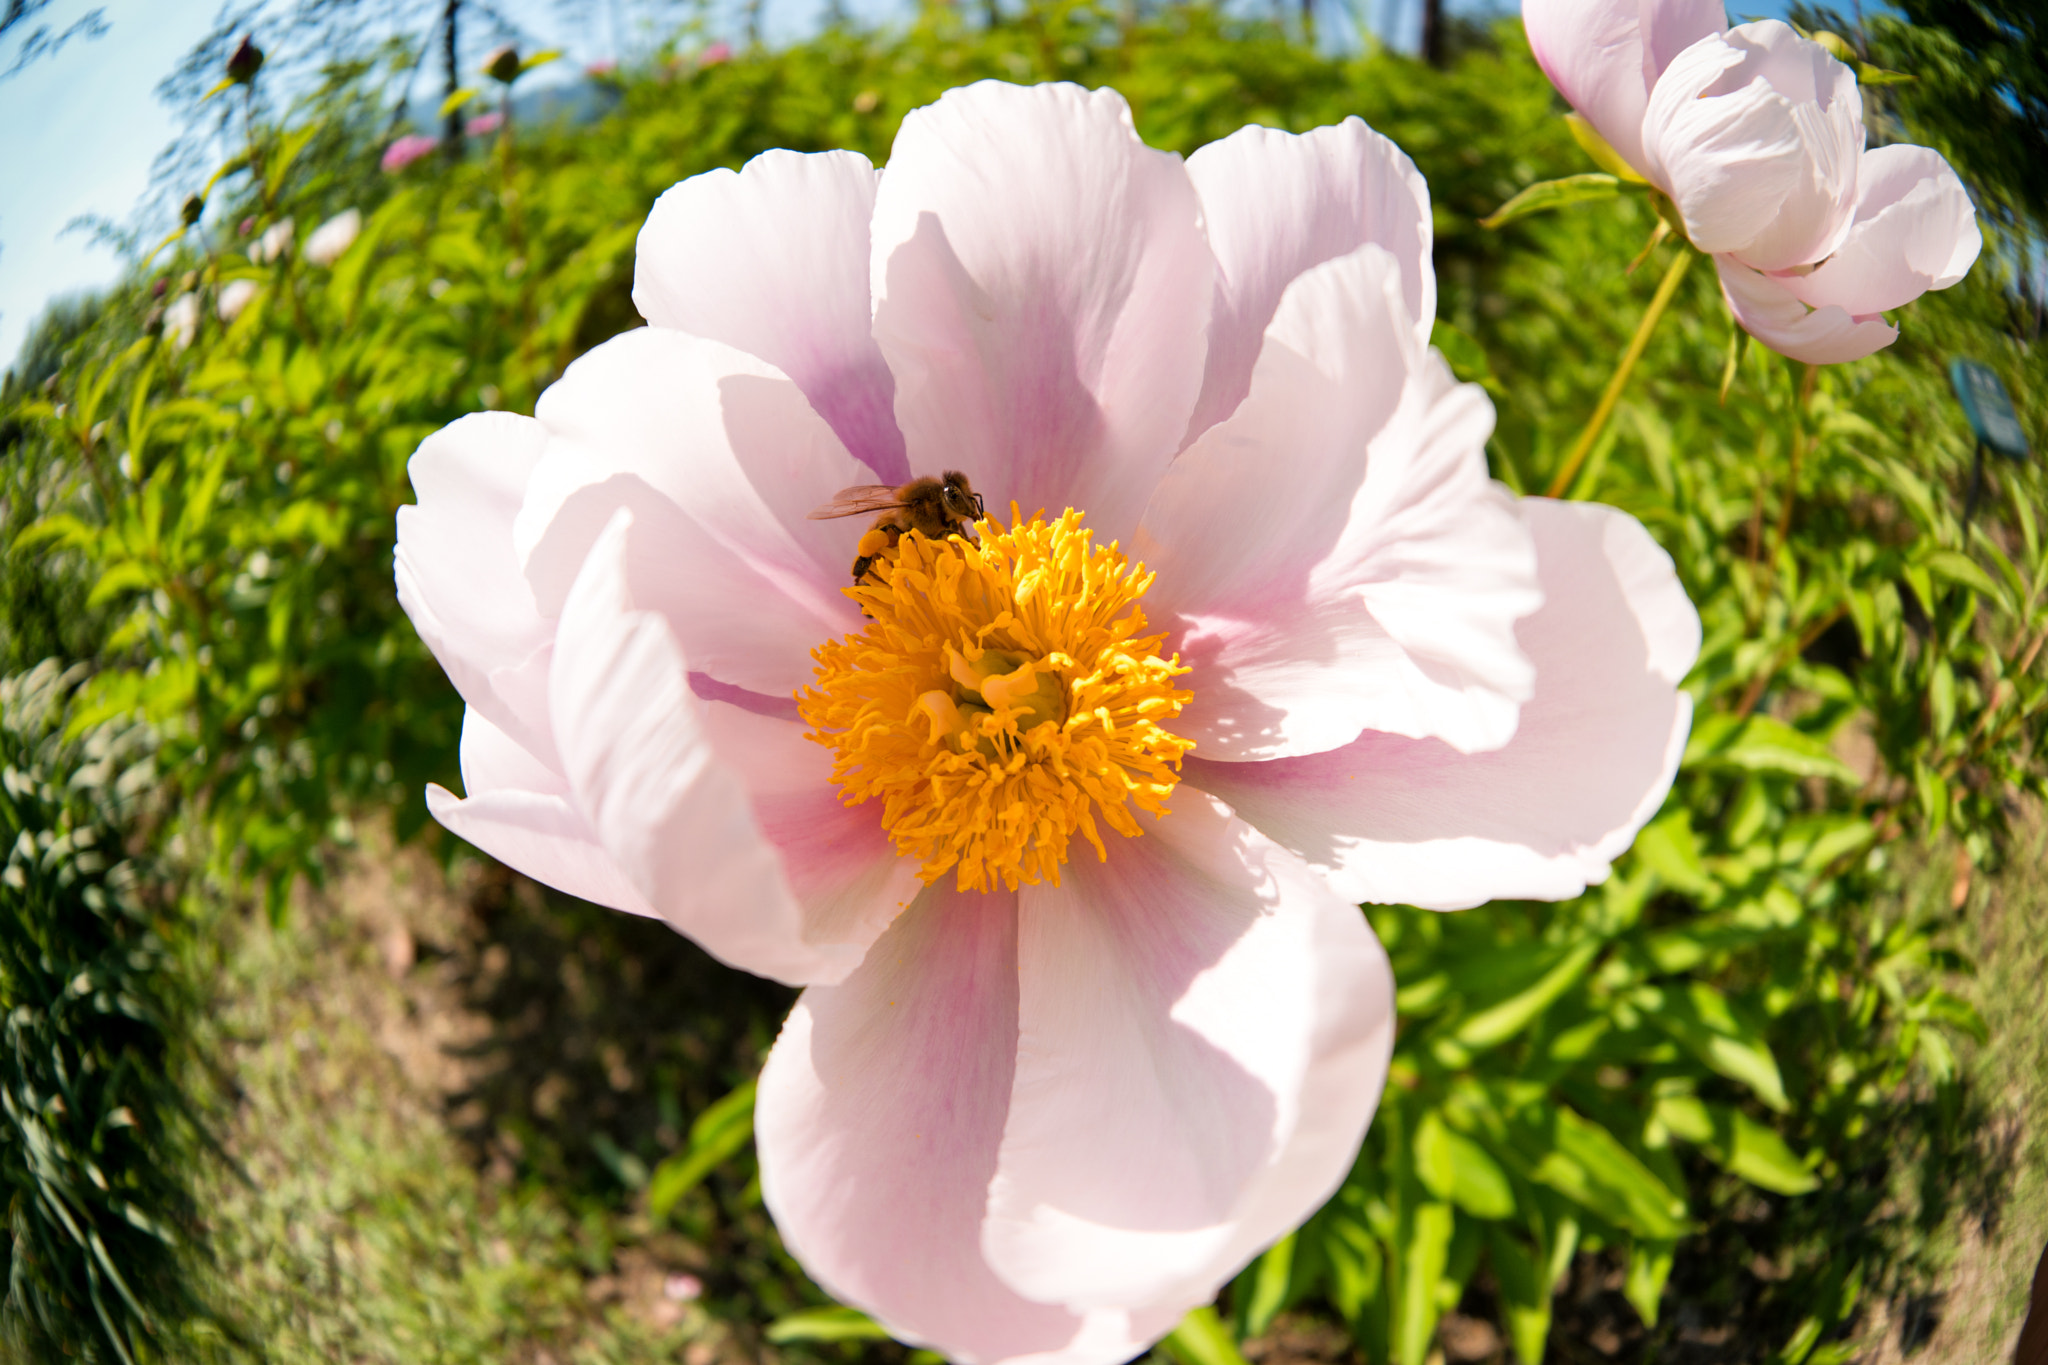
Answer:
[{"left": 807, "top": 470, "right": 986, "bottom": 584}]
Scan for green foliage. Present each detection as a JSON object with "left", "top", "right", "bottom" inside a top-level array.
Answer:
[
  {"left": 2, "top": 4, "right": 2045, "bottom": 1362},
  {"left": 0, "top": 663, "right": 218, "bottom": 1361}
]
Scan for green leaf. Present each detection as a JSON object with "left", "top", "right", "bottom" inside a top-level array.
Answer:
[
  {"left": 1163, "top": 1305, "right": 1250, "bottom": 1365},
  {"left": 766, "top": 1306, "right": 893, "bottom": 1343},
  {"left": 1639, "top": 981, "right": 1790, "bottom": 1111},
  {"left": 1453, "top": 940, "right": 1603, "bottom": 1049},
  {"left": 1445, "top": 1128, "right": 1517, "bottom": 1220},
  {"left": 647, "top": 1078, "right": 756, "bottom": 1216},
  {"left": 1520, "top": 1106, "right": 1688, "bottom": 1240},
  {"left": 1480, "top": 174, "right": 1622, "bottom": 229},
  {"left": 1239, "top": 1232, "right": 1295, "bottom": 1338},
  {"left": 1392, "top": 1200, "right": 1454, "bottom": 1365},
  {"left": 1684, "top": 713, "right": 1858, "bottom": 784},
  {"left": 1631, "top": 810, "right": 1710, "bottom": 895},
  {"left": 519, "top": 48, "right": 564, "bottom": 73},
  {"left": 1924, "top": 550, "right": 2004, "bottom": 606},
  {"left": 1624, "top": 1240, "right": 1676, "bottom": 1326},
  {"left": 1486, "top": 1227, "right": 1552, "bottom": 1365},
  {"left": 1652, "top": 1095, "right": 1817, "bottom": 1195},
  {"left": 440, "top": 86, "right": 482, "bottom": 117}
]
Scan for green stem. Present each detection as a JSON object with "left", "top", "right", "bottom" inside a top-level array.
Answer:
[{"left": 1545, "top": 246, "right": 1694, "bottom": 499}]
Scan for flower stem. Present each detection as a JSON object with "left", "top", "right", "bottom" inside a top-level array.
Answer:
[{"left": 1546, "top": 245, "right": 1695, "bottom": 499}]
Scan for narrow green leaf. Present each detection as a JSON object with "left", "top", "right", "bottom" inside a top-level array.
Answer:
[
  {"left": 1624, "top": 1240, "right": 1676, "bottom": 1326},
  {"left": 1485, "top": 1227, "right": 1552, "bottom": 1365},
  {"left": 1640, "top": 981, "right": 1790, "bottom": 1111},
  {"left": 1454, "top": 940, "right": 1601, "bottom": 1048},
  {"left": 647, "top": 1078, "right": 756, "bottom": 1216},
  {"left": 439, "top": 86, "right": 481, "bottom": 116},
  {"left": 1392, "top": 1201, "right": 1454, "bottom": 1365},
  {"left": 1684, "top": 713, "right": 1858, "bottom": 784},
  {"left": 1524, "top": 1107, "right": 1688, "bottom": 1240},
  {"left": 1164, "top": 1305, "right": 1251, "bottom": 1365},
  {"left": 1480, "top": 174, "right": 1622, "bottom": 230},
  {"left": 766, "top": 1306, "right": 892, "bottom": 1343},
  {"left": 1240, "top": 1233, "right": 1294, "bottom": 1339}
]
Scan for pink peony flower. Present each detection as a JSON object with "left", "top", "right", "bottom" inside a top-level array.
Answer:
[
  {"left": 699, "top": 40, "right": 731, "bottom": 66},
  {"left": 467, "top": 111, "right": 506, "bottom": 137},
  {"left": 382, "top": 134, "right": 440, "bottom": 173},
  {"left": 1523, "top": 0, "right": 1979, "bottom": 364},
  {"left": 305, "top": 208, "right": 361, "bottom": 267},
  {"left": 162, "top": 293, "right": 199, "bottom": 351},
  {"left": 394, "top": 81, "right": 1698, "bottom": 1364},
  {"left": 216, "top": 278, "right": 260, "bottom": 322},
  {"left": 251, "top": 216, "right": 295, "bottom": 264}
]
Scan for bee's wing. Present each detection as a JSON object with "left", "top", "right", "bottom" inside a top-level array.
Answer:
[{"left": 807, "top": 485, "right": 904, "bottom": 520}]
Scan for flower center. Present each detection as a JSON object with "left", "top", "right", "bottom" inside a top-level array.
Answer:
[{"left": 799, "top": 508, "right": 1194, "bottom": 893}]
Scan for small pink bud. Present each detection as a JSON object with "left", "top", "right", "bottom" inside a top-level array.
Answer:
[
  {"left": 700, "top": 41, "right": 732, "bottom": 66},
  {"left": 662, "top": 1274, "right": 703, "bottom": 1302},
  {"left": 466, "top": 111, "right": 505, "bottom": 137},
  {"left": 381, "top": 134, "right": 440, "bottom": 173}
]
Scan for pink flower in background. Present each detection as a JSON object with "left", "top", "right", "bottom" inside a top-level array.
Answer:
[
  {"left": 305, "top": 209, "right": 361, "bottom": 267},
  {"left": 1523, "top": 0, "right": 1979, "bottom": 363},
  {"left": 216, "top": 278, "right": 259, "bottom": 322},
  {"left": 587, "top": 59, "right": 619, "bottom": 77},
  {"left": 251, "top": 216, "right": 295, "bottom": 264},
  {"left": 699, "top": 40, "right": 732, "bottom": 66},
  {"left": 381, "top": 134, "right": 440, "bottom": 173},
  {"left": 395, "top": 81, "right": 1698, "bottom": 1364},
  {"left": 162, "top": 293, "right": 199, "bottom": 350},
  {"left": 467, "top": 111, "right": 506, "bottom": 137}
]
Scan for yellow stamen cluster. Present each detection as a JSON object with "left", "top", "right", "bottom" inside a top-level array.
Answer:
[{"left": 799, "top": 508, "right": 1194, "bottom": 893}]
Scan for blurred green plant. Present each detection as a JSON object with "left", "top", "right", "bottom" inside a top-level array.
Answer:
[
  {"left": 2, "top": 3, "right": 2044, "bottom": 1362},
  {"left": 0, "top": 662, "right": 221, "bottom": 1362}
]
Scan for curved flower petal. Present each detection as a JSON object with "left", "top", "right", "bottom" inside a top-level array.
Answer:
[
  {"left": 757, "top": 883, "right": 1168, "bottom": 1365},
  {"left": 1523, "top": 0, "right": 1727, "bottom": 174},
  {"left": 1642, "top": 21, "right": 1864, "bottom": 271},
  {"left": 981, "top": 790, "right": 1393, "bottom": 1312},
  {"left": 700, "top": 700, "right": 923, "bottom": 961},
  {"left": 1182, "top": 117, "right": 1432, "bottom": 442},
  {"left": 1137, "top": 245, "right": 1538, "bottom": 760},
  {"left": 548, "top": 510, "right": 862, "bottom": 986},
  {"left": 426, "top": 707, "right": 657, "bottom": 918},
  {"left": 634, "top": 149, "right": 908, "bottom": 481},
  {"left": 1782, "top": 143, "right": 1981, "bottom": 316},
  {"left": 1717, "top": 253, "right": 1897, "bottom": 364},
  {"left": 514, "top": 327, "right": 873, "bottom": 696},
  {"left": 869, "top": 81, "right": 1212, "bottom": 545},
  {"left": 395, "top": 410, "right": 556, "bottom": 754},
  {"left": 1187, "top": 498, "right": 1699, "bottom": 909}
]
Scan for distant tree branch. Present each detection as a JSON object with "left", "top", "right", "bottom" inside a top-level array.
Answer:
[{"left": 0, "top": 1, "right": 109, "bottom": 82}]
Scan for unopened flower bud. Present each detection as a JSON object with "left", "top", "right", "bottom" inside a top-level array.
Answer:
[
  {"left": 180, "top": 193, "right": 206, "bottom": 227},
  {"left": 483, "top": 44, "right": 521, "bottom": 84},
  {"left": 226, "top": 34, "right": 263, "bottom": 84}
]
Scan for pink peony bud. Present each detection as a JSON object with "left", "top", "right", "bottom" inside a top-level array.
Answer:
[
  {"left": 466, "top": 111, "right": 505, "bottom": 137},
  {"left": 382, "top": 134, "right": 440, "bottom": 173},
  {"left": 699, "top": 41, "right": 731, "bottom": 66}
]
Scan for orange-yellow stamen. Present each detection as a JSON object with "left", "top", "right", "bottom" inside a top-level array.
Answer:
[{"left": 798, "top": 508, "right": 1194, "bottom": 893}]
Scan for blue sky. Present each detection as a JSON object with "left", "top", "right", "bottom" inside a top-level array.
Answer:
[{"left": 0, "top": 0, "right": 1799, "bottom": 373}]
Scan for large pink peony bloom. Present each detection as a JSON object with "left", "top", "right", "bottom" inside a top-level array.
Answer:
[
  {"left": 1523, "top": 0, "right": 1980, "bottom": 364},
  {"left": 395, "top": 81, "right": 1698, "bottom": 1364}
]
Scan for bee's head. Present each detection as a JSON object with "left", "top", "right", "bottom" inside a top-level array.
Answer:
[{"left": 941, "top": 471, "right": 984, "bottom": 521}]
